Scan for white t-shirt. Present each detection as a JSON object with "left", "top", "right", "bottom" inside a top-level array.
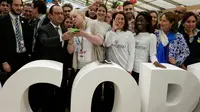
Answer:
[
  {"left": 93, "top": 20, "right": 111, "bottom": 37},
  {"left": 73, "top": 20, "right": 104, "bottom": 69},
  {"left": 104, "top": 30, "right": 135, "bottom": 72},
  {"left": 133, "top": 32, "right": 158, "bottom": 73}
]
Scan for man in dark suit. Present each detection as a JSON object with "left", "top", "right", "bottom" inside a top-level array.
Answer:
[
  {"left": 29, "top": 5, "right": 67, "bottom": 112},
  {"left": 31, "top": 0, "right": 49, "bottom": 60},
  {"left": 34, "top": 6, "right": 65, "bottom": 62},
  {"left": 0, "top": 0, "right": 32, "bottom": 78}
]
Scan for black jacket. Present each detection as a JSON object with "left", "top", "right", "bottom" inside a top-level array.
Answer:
[
  {"left": 0, "top": 14, "right": 33, "bottom": 63},
  {"left": 34, "top": 23, "right": 66, "bottom": 63},
  {"left": 179, "top": 29, "right": 200, "bottom": 66}
]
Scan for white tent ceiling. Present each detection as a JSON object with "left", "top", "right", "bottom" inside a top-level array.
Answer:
[{"left": 66, "top": 0, "right": 200, "bottom": 11}]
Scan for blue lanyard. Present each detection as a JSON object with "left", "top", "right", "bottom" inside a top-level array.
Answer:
[{"left": 76, "top": 22, "right": 88, "bottom": 51}]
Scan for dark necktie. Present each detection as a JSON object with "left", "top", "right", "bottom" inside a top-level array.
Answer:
[
  {"left": 55, "top": 27, "right": 60, "bottom": 35},
  {"left": 15, "top": 17, "right": 25, "bottom": 53}
]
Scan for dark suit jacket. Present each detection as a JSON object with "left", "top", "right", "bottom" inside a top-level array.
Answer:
[
  {"left": 0, "top": 14, "right": 33, "bottom": 64},
  {"left": 34, "top": 23, "right": 66, "bottom": 62}
]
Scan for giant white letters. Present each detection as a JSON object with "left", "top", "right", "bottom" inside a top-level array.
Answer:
[
  {"left": 71, "top": 62, "right": 141, "bottom": 112},
  {"left": 188, "top": 63, "right": 200, "bottom": 112},
  {"left": 139, "top": 63, "right": 200, "bottom": 112},
  {"left": 0, "top": 60, "right": 63, "bottom": 112},
  {"left": 0, "top": 61, "right": 200, "bottom": 112}
]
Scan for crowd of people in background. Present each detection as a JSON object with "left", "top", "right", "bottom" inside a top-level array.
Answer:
[{"left": 0, "top": 0, "right": 200, "bottom": 112}]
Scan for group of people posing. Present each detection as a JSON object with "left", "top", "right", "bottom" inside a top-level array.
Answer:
[{"left": 0, "top": 0, "right": 200, "bottom": 112}]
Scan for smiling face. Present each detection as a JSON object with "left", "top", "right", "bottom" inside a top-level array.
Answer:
[
  {"left": 114, "top": 13, "right": 125, "bottom": 30},
  {"left": 96, "top": 6, "right": 106, "bottom": 21},
  {"left": 160, "top": 14, "right": 174, "bottom": 33},
  {"left": 184, "top": 15, "right": 197, "bottom": 32},
  {"left": 23, "top": 5, "right": 33, "bottom": 20},
  {"left": 106, "top": 12, "right": 112, "bottom": 24},
  {"left": 136, "top": 15, "right": 148, "bottom": 32},
  {"left": 123, "top": 4, "right": 134, "bottom": 20},
  {"left": 88, "top": 5, "right": 97, "bottom": 18},
  {"left": 150, "top": 12, "right": 157, "bottom": 26}
]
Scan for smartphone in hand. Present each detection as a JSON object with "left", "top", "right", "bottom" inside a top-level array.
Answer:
[{"left": 69, "top": 28, "right": 80, "bottom": 33}]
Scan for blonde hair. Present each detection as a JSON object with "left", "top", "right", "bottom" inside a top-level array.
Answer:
[{"left": 70, "top": 9, "right": 85, "bottom": 20}]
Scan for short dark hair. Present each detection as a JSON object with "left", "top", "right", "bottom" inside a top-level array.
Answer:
[
  {"left": 111, "top": 11, "right": 128, "bottom": 31},
  {"left": 161, "top": 11, "right": 178, "bottom": 33},
  {"left": 49, "top": 5, "right": 58, "bottom": 14},
  {"left": 123, "top": 1, "right": 133, "bottom": 8},
  {"left": 97, "top": 4, "right": 107, "bottom": 13},
  {"left": 33, "top": 0, "right": 46, "bottom": 14},
  {"left": 0, "top": 0, "right": 8, "bottom": 4},
  {"left": 181, "top": 11, "right": 198, "bottom": 24},
  {"left": 7, "top": 0, "right": 23, "bottom": 5},
  {"left": 62, "top": 3, "right": 73, "bottom": 10},
  {"left": 135, "top": 11, "right": 154, "bottom": 35},
  {"left": 24, "top": 3, "right": 32, "bottom": 7},
  {"left": 85, "top": 10, "right": 97, "bottom": 20}
]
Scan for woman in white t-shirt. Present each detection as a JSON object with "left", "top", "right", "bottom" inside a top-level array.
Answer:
[
  {"left": 133, "top": 12, "right": 165, "bottom": 83},
  {"left": 104, "top": 11, "right": 135, "bottom": 74}
]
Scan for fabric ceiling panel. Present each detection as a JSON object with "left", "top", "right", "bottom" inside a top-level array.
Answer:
[
  {"left": 173, "top": 0, "right": 200, "bottom": 6},
  {"left": 134, "top": 7, "right": 145, "bottom": 11},
  {"left": 138, "top": 3, "right": 160, "bottom": 10},
  {"left": 151, "top": 0, "right": 176, "bottom": 9}
]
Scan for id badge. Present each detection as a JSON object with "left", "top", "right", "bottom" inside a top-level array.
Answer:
[{"left": 78, "top": 50, "right": 86, "bottom": 62}]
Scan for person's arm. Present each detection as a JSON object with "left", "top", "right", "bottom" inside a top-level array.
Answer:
[
  {"left": 104, "top": 31, "right": 116, "bottom": 47},
  {"left": 74, "top": 22, "right": 104, "bottom": 45},
  {"left": 150, "top": 34, "right": 158, "bottom": 63},
  {"left": 67, "top": 38, "right": 75, "bottom": 54},
  {"left": 82, "top": 31, "right": 103, "bottom": 45},
  {"left": 150, "top": 34, "right": 166, "bottom": 68},
  {"left": 37, "top": 28, "right": 61, "bottom": 47},
  {"left": 126, "top": 32, "right": 135, "bottom": 72},
  {"left": 173, "top": 34, "right": 190, "bottom": 66},
  {"left": 0, "top": 18, "right": 11, "bottom": 72},
  {"left": 86, "top": 22, "right": 104, "bottom": 45}
]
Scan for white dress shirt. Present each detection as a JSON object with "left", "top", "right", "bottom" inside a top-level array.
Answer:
[{"left": 50, "top": 22, "right": 64, "bottom": 47}]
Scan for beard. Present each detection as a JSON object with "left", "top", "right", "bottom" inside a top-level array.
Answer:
[
  {"left": 126, "top": 12, "right": 133, "bottom": 20},
  {"left": 11, "top": 7, "right": 21, "bottom": 16}
]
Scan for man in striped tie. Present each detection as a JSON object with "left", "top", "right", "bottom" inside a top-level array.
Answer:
[{"left": 0, "top": 0, "right": 33, "bottom": 80}]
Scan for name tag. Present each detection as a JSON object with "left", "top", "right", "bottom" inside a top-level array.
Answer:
[{"left": 78, "top": 50, "right": 86, "bottom": 62}]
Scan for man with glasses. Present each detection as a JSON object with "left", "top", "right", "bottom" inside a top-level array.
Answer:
[
  {"left": 123, "top": 1, "right": 135, "bottom": 32},
  {"left": 175, "top": 5, "right": 186, "bottom": 27},
  {"left": 62, "top": 3, "right": 73, "bottom": 19},
  {"left": 0, "top": 0, "right": 9, "bottom": 17},
  {"left": 33, "top": 5, "right": 67, "bottom": 112}
]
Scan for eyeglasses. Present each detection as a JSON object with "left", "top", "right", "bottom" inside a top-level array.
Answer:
[
  {"left": 53, "top": 12, "right": 63, "bottom": 15},
  {"left": 174, "top": 10, "right": 183, "bottom": 14}
]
